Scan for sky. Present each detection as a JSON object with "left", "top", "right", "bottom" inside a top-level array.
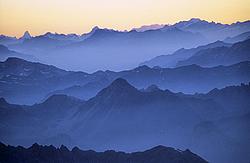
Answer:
[{"left": 0, "top": 0, "right": 250, "bottom": 37}]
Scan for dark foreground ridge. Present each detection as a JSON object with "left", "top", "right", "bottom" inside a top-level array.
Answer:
[{"left": 0, "top": 142, "right": 208, "bottom": 163}]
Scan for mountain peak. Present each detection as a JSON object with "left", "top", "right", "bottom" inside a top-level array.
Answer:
[
  {"left": 60, "top": 145, "right": 69, "bottom": 152},
  {"left": 5, "top": 57, "right": 26, "bottom": 64},
  {"left": 30, "top": 143, "right": 41, "bottom": 150},
  {"left": 134, "top": 65, "right": 151, "bottom": 72},
  {"left": 189, "top": 18, "right": 202, "bottom": 23},
  {"left": 149, "top": 145, "right": 174, "bottom": 152},
  {"left": 109, "top": 78, "right": 135, "bottom": 90},
  {"left": 96, "top": 78, "right": 138, "bottom": 98},
  {"left": 133, "top": 24, "right": 165, "bottom": 32},
  {"left": 144, "top": 85, "right": 162, "bottom": 92},
  {"left": 92, "top": 26, "right": 100, "bottom": 31},
  {"left": 0, "top": 98, "right": 8, "bottom": 106},
  {"left": 21, "top": 31, "right": 32, "bottom": 39}
]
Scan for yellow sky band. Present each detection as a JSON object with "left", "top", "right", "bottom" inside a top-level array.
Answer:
[{"left": 0, "top": 0, "right": 250, "bottom": 37}]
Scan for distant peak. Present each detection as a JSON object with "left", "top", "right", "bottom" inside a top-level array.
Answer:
[
  {"left": 44, "top": 32, "right": 54, "bottom": 36},
  {"left": 133, "top": 24, "right": 165, "bottom": 32},
  {"left": 0, "top": 98, "right": 8, "bottom": 106},
  {"left": 109, "top": 78, "right": 133, "bottom": 88},
  {"left": 91, "top": 26, "right": 109, "bottom": 34},
  {"left": 134, "top": 65, "right": 151, "bottom": 72},
  {"left": 5, "top": 57, "right": 26, "bottom": 64},
  {"left": 144, "top": 85, "right": 162, "bottom": 92},
  {"left": 148, "top": 145, "right": 174, "bottom": 152},
  {"left": 92, "top": 26, "right": 100, "bottom": 31},
  {"left": 72, "top": 147, "right": 81, "bottom": 152},
  {"left": 189, "top": 18, "right": 202, "bottom": 23},
  {"left": 96, "top": 78, "right": 138, "bottom": 97},
  {"left": 30, "top": 143, "right": 41, "bottom": 149},
  {"left": 60, "top": 145, "right": 69, "bottom": 152},
  {"left": 21, "top": 31, "right": 32, "bottom": 39}
]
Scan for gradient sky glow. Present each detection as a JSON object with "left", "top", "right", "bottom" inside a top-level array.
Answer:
[{"left": 0, "top": 0, "right": 250, "bottom": 37}]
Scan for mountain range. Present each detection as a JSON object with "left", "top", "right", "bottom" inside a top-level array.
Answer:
[
  {"left": 0, "top": 143, "right": 208, "bottom": 163},
  {"left": 140, "top": 40, "right": 232, "bottom": 67},
  {"left": 1, "top": 18, "right": 250, "bottom": 163},
  {"left": 141, "top": 37, "right": 250, "bottom": 68},
  {"left": 0, "top": 78, "right": 249, "bottom": 163},
  {"left": 1, "top": 18, "right": 250, "bottom": 72},
  {"left": 224, "top": 31, "right": 250, "bottom": 43},
  {"left": 177, "top": 39, "right": 250, "bottom": 67},
  {"left": 1, "top": 57, "right": 250, "bottom": 104},
  {"left": 161, "top": 18, "right": 250, "bottom": 41}
]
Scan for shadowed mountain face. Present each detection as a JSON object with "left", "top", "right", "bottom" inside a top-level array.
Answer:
[
  {"left": 0, "top": 143, "right": 208, "bottom": 163},
  {"left": 224, "top": 31, "right": 250, "bottom": 43},
  {"left": 0, "top": 79, "right": 250, "bottom": 163},
  {"left": 141, "top": 40, "right": 232, "bottom": 68},
  {"left": 196, "top": 83, "right": 250, "bottom": 115},
  {"left": 142, "top": 38, "right": 250, "bottom": 68},
  {"left": 177, "top": 39, "right": 250, "bottom": 67},
  {"left": 1, "top": 57, "right": 250, "bottom": 104}
]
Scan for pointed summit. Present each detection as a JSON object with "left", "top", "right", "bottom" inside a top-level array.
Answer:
[
  {"left": 20, "top": 31, "right": 32, "bottom": 39},
  {"left": 95, "top": 78, "right": 139, "bottom": 98},
  {"left": 104, "top": 78, "right": 137, "bottom": 92},
  {"left": 92, "top": 26, "right": 100, "bottom": 32},
  {"left": 80, "top": 26, "right": 101, "bottom": 40},
  {"left": 59, "top": 145, "right": 69, "bottom": 152}
]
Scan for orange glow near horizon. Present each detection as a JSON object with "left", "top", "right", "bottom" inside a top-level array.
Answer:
[{"left": 0, "top": 0, "right": 250, "bottom": 37}]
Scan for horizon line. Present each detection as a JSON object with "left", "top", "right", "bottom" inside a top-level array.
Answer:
[{"left": 1, "top": 18, "right": 250, "bottom": 39}]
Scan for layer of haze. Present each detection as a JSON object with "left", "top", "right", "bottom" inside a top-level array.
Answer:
[{"left": 0, "top": 0, "right": 250, "bottom": 37}]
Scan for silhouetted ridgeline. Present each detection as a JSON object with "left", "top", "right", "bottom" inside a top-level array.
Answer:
[
  {"left": 1, "top": 57, "right": 250, "bottom": 104},
  {"left": 0, "top": 142, "right": 208, "bottom": 163},
  {"left": 1, "top": 79, "right": 250, "bottom": 163},
  {"left": 141, "top": 38, "right": 250, "bottom": 68},
  {"left": 1, "top": 18, "right": 250, "bottom": 71},
  {"left": 177, "top": 39, "right": 250, "bottom": 67}
]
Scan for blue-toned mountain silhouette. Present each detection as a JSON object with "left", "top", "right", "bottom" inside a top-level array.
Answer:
[
  {"left": 0, "top": 142, "right": 208, "bottom": 163},
  {"left": 0, "top": 79, "right": 249, "bottom": 163},
  {"left": 1, "top": 57, "right": 250, "bottom": 104},
  {"left": 1, "top": 18, "right": 249, "bottom": 72}
]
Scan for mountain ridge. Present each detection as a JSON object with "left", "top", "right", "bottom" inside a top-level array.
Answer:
[
  {"left": 1, "top": 18, "right": 249, "bottom": 72},
  {"left": 140, "top": 40, "right": 232, "bottom": 68},
  {"left": 0, "top": 142, "right": 208, "bottom": 163},
  {"left": 177, "top": 38, "right": 250, "bottom": 67},
  {"left": 0, "top": 80, "right": 250, "bottom": 163},
  {"left": 1, "top": 57, "right": 250, "bottom": 104}
]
